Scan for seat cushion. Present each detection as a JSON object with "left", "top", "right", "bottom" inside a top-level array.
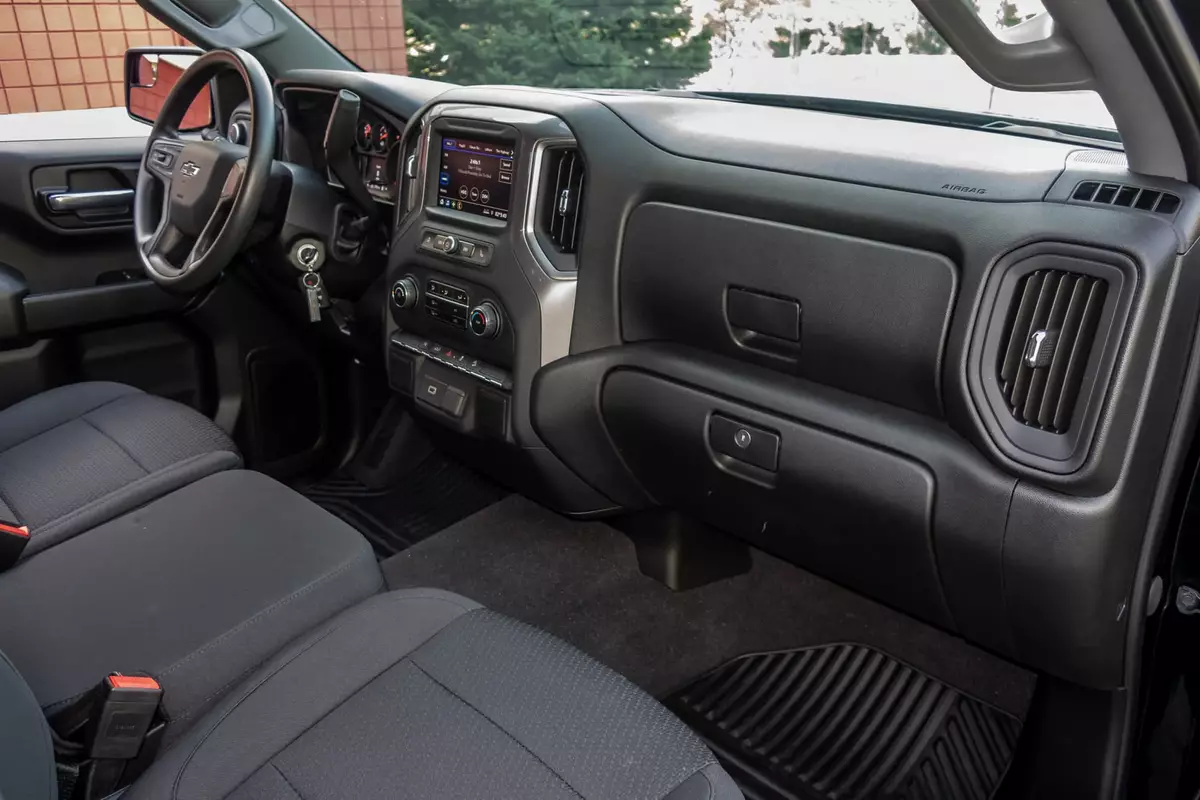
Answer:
[
  {"left": 125, "top": 589, "right": 742, "bottom": 800},
  {"left": 0, "top": 470, "right": 383, "bottom": 740},
  {"left": 0, "top": 381, "right": 241, "bottom": 558}
]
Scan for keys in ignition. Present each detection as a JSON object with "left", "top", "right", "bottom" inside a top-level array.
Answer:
[{"left": 301, "top": 271, "right": 326, "bottom": 322}]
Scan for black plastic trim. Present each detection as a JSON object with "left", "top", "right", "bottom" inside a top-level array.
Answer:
[{"left": 22, "top": 282, "right": 182, "bottom": 333}]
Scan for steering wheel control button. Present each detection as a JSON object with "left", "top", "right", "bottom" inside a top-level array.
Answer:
[
  {"left": 468, "top": 303, "right": 501, "bottom": 339},
  {"left": 709, "top": 414, "right": 779, "bottom": 472},
  {"left": 391, "top": 277, "right": 419, "bottom": 309}
]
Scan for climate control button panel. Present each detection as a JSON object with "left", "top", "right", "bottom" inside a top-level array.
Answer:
[{"left": 424, "top": 279, "right": 470, "bottom": 328}]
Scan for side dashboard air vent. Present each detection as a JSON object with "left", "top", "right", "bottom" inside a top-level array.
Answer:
[
  {"left": 543, "top": 148, "right": 585, "bottom": 253},
  {"left": 1071, "top": 181, "right": 1180, "bottom": 215},
  {"left": 998, "top": 269, "right": 1108, "bottom": 434}
]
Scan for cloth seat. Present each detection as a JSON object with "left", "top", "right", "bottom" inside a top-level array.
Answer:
[
  {"left": 0, "top": 470, "right": 383, "bottom": 737},
  {"left": 0, "top": 381, "right": 240, "bottom": 559},
  {"left": 124, "top": 588, "right": 742, "bottom": 800},
  {"left": 3, "top": 589, "right": 742, "bottom": 800}
]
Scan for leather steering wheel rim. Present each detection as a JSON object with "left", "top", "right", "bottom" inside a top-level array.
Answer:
[{"left": 134, "top": 48, "right": 277, "bottom": 293}]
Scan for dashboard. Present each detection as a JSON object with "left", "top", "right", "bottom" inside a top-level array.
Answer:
[
  {"left": 270, "top": 68, "right": 1200, "bottom": 703},
  {"left": 275, "top": 86, "right": 403, "bottom": 204}
]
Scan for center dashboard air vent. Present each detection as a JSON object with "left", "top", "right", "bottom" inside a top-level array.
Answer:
[
  {"left": 998, "top": 269, "right": 1108, "bottom": 434},
  {"left": 542, "top": 147, "right": 585, "bottom": 254}
]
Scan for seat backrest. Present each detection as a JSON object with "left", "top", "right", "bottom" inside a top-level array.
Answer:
[{"left": 0, "top": 649, "right": 56, "bottom": 800}]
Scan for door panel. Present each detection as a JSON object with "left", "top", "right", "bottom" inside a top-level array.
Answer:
[{"left": 0, "top": 134, "right": 213, "bottom": 413}]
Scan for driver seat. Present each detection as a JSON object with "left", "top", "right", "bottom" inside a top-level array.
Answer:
[{"left": 0, "top": 381, "right": 239, "bottom": 560}]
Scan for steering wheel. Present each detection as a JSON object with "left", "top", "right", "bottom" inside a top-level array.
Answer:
[{"left": 134, "top": 48, "right": 277, "bottom": 293}]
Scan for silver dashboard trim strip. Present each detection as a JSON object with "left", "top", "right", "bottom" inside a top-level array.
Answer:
[{"left": 523, "top": 136, "right": 578, "bottom": 365}]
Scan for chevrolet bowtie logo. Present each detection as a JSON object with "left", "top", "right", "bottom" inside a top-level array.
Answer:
[{"left": 180, "top": 161, "right": 201, "bottom": 178}]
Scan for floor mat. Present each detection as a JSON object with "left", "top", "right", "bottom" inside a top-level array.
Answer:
[
  {"left": 302, "top": 453, "right": 508, "bottom": 557},
  {"left": 382, "top": 495, "right": 1036, "bottom": 719},
  {"left": 665, "top": 645, "right": 1022, "bottom": 800}
]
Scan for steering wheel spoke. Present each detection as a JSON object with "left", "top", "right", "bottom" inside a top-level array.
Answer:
[
  {"left": 141, "top": 218, "right": 193, "bottom": 276},
  {"left": 186, "top": 195, "right": 234, "bottom": 269}
]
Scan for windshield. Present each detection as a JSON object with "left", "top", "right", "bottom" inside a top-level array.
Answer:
[{"left": 280, "top": 0, "right": 1115, "bottom": 134}]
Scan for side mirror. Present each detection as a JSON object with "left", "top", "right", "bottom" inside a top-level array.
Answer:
[{"left": 124, "top": 47, "right": 213, "bottom": 131}]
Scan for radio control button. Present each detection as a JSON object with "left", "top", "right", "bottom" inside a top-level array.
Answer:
[{"left": 391, "top": 277, "right": 418, "bottom": 309}]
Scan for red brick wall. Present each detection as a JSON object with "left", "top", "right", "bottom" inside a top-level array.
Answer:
[
  {"left": 127, "top": 56, "right": 211, "bottom": 127},
  {"left": 0, "top": 0, "right": 189, "bottom": 113},
  {"left": 0, "top": 0, "right": 406, "bottom": 115},
  {"left": 285, "top": 0, "right": 406, "bottom": 75}
]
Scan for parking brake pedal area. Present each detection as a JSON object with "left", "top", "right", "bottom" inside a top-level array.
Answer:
[{"left": 664, "top": 644, "right": 1021, "bottom": 800}]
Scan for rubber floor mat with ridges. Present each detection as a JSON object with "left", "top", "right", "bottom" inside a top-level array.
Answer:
[
  {"left": 302, "top": 454, "right": 508, "bottom": 557},
  {"left": 665, "top": 644, "right": 1022, "bottom": 800}
]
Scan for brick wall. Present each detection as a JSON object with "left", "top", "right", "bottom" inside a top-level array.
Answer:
[
  {"left": 0, "top": 0, "right": 188, "bottom": 113},
  {"left": 127, "top": 55, "right": 211, "bottom": 127},
  {"left": 0, "top": 0, "right": 405, "bottom": 115},
  {"left": 285, "top": 0, "right": 406, "bottom": 75}
]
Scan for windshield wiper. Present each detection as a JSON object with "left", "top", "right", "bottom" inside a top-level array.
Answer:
[{"left": 688, "top": 91, "right": 1122, "bottom": 150}]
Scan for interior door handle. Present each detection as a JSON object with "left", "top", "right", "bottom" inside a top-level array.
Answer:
[{"left": 44, "top": 189, "right": 133, "bottom": 214}]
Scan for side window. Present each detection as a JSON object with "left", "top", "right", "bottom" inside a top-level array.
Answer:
[
  {"left": 280, "top": 0, "right": 407, "bottom": 74},
  {"left": 0, "top": 0, "right": 188, "bottom": 115}
]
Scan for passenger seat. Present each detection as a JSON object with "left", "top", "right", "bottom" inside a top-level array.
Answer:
[
  {"left": 0, "top": 470, "right": 382, "bottom": 732},
  {"left": 0, "top": 382, "right": 240, "bottom": 559},
  {"left": 2, "top": 589, "right": 743, "bottom": 800}
]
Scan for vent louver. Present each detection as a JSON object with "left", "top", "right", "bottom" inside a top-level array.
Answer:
[
  {"left": 998, "top": 269, "right": 1108, "bottom": 434},
  {"left": 543, "top": 148, "right": 584, "bottom": 253},
  {"left": 1071, "top": 181, "right": 1180, "bottom": 214}
]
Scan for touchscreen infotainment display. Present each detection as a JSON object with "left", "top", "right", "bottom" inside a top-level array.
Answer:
[{"left": 436, "top": 137, "right": 515, "bottom": 221}]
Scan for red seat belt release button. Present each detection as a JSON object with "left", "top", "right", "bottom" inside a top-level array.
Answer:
[
  {"left": 0, "top": 520, "right": 29, "bottom": 571},
  {"left": 85, "top": 674, "right": 164, "bottom": 760}
]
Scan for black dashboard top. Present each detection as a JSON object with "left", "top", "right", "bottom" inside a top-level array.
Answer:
[
  {"left": 591, "top": 92, "right": 1077, "bottom": 202},
  {"left": 276, "top": 69, "right": 454, "bottom": 121}
]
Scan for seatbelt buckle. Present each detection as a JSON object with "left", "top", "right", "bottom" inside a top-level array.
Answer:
[
  {"left": 84, "top": 674, "right": 163, "bottom": 760},
  {"left": 0, "top": 519, "right": 29, "bottom": 570}
]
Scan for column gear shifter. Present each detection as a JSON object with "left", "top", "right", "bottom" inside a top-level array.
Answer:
[{"left": 323, "top": 90, "right": 378, "bottom": 259}]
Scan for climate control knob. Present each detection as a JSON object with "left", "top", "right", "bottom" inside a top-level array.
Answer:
[
  {"left": 468, "top": 302, "right": 500, "bottom": 339},
  {"left": 391, "top": 276, "right": 419, "bottom": 309}
]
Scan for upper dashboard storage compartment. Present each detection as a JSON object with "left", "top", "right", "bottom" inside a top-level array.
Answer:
[{"left": 620, "top": 203, "right": 956, "bottom": 417}]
